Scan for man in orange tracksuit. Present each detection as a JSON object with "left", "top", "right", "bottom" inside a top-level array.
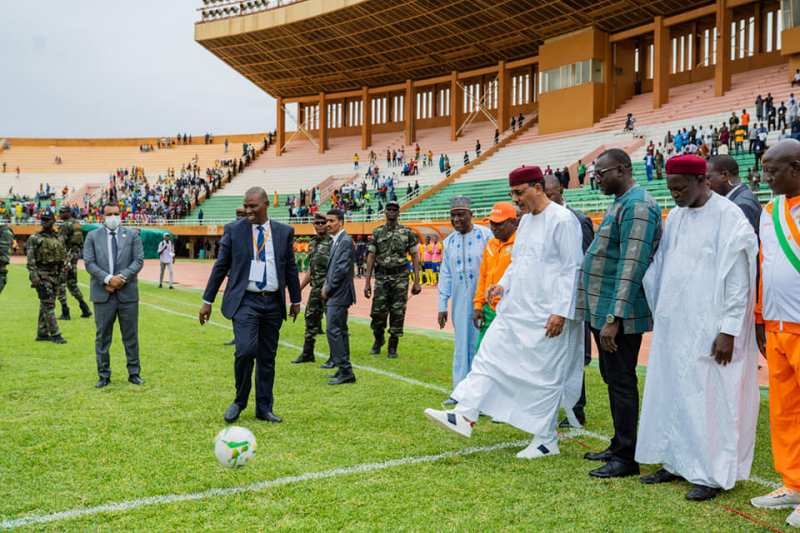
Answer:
[
  {"left": 750, "top": 140, "right": 800, "bottom": 529},
  {"left": 472, "top": 202, "right": 518, "bottom": 347}
]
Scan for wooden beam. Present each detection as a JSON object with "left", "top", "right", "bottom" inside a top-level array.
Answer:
[
  {"left": 664, "top": 5, "right": 716, "bottom": 27},
  {"left": 507, "top": 55, "right": 539, "bottom": 69},
  {"left": 610, "top": 23, "right": 655, "bottom": 43},
  {"left": 457, "top": 65, "right": 499, "bottom": 80}
]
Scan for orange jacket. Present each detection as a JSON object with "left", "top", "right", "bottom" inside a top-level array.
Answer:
[{"left": 474, "top": 233, "right": 515, "bottom": 311}]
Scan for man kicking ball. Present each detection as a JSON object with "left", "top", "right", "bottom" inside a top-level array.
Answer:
[{"left": 424, "top": 165, "right": 584, "bottom": 459}]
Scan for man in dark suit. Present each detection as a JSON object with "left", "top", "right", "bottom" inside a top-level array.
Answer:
[
  {"left": 322, "top": 209, "right": 357, "bottom": 385},
  {"left": 83, "top": 204, "right": 145, "bottom": 388},
  {"left": 199, "top": 187, "right": 301, "bottom": 423},
  {"left": 707, "top": 155, "right": 762, "bottom": 235}
]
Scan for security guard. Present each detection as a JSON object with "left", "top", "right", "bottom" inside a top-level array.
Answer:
[
  {"left": 0, "top": 220, "right": 13, "bottom": 295},
  {"left": 364, "top": 200, "right": 421, "bottom": 358},
  {"left": 293, "top": 212, "right": 333, "bottom": 365},
  {"left": 26, "top": 209, "right": 67, "bottom": 343},
  {"left": 56, "top": 205, "right": 92, "bottom": 319}
]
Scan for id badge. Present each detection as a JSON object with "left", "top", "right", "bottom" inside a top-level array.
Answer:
[{"left": 249, "top": 260, "right": 266, "bottom": 282}]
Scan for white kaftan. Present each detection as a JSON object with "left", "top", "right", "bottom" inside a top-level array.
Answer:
[
  {"left": 636, "top": 193, "right": 759, "bottom": 489},
  {"left": 452, "top": 202, "right": 584, "bottom": 439}
]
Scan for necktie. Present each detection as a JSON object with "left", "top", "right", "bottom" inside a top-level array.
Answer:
[
  {"left": 256, "top": 226, "right": 267, "bottom": 290},
  {"left": 110, "top": 230, "right": 119, "bottom": 274}
]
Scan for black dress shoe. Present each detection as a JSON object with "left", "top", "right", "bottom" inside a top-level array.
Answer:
[
  {"left": 255, "top": 411, "right": 283, "bottom": 423},
  {"left": 328, "top": 372, "right": 356, "bottom": 385},
  {"left": 320, "top": 360, "right": 335, "bottom": 369},
  {"left": 128, "top": 375, "right": 144, "bottom": 385},
  {"left": 95, "top": 378, "right": 110, "bottom": 389},
  {"left": 584, "top": 448, "right": 614, "bottom": 462},
  {"left": 328, "top": 370, "right": 342, "bottom": 379},
  {"left": 589, "top": 459, "right": 640, "bottom": 478},
  {"left": 291, "top": 354, "right": 315, "bottom": 364},
  {"left": 640, "top": 468, "right": 684, "bottom": 485},
  {"left": 223, "top": 403, "right": 241, "bottom": 423},
  {"left": 686, "top": 484, "right": 720, "bottom": 501}
]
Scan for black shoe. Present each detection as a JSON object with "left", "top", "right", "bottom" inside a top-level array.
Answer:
[
  {"left": 328, "top": 371, "right": 356, "bottom": 385},
  {"left": 387, "top": 336, "right": 399, "bottom": 358},
  {"left": 293, "top": 338, "right": 315, "bottom": 364},
  {"left": 292, "top": 354, "right": 315, "bottom": 364},
  {"left": 686, "top": 484, "right": 720, "bottom": 501},
  {"left": 640, "top": 468, "right": 684, "bottom": 485},
  {"left": 50, "top": 335, "right": 67, "bottom": 344},
  {"left": 320, "top": 360, "right": 336, "bottom": 369},
  {"left": 169, "top": 286, "right": 174, "bottom": 290},
  {"left": 159, "top": 283, "right": 163, "bottom": 288},
  {"left": 79, "top": 301, "right": 92, "bottom": 318},
  {"left": 255, "top": 411, "right": 283, "bottom": 423},
  {"left": 35, "top": 335, "right": 51, "bottom": 342},
  {"left": 369, "top": 337, "right": 384, "bottom": 355},
  {"left": 59, "top": 307, "right": 71, "bottom": 320},
  {"left": 584, "top": 448, "right": 613, "bottom": 462},
  {"left": 95, "top": 378, "right": 110, "bottom": 389},
  {"left": 128, "top": 375, "right": 144, "bottom": 385},
  {"left": 224, "top": 339, "right": 236, "bottom": 346},
  {"left": 223, "top": 403, "right": 241, "bottom": 423},
  {"left": 589, "top": 459, "right": 639, "bottom": 478}
]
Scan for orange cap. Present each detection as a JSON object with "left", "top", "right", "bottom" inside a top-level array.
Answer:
[{"left": 486, "top": 201, "right": 517, "bottom": 223}]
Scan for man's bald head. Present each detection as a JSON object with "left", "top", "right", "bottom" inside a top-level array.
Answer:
[
  {"left": 243, "top": 187, "right": 269, "bottom": 224},
  {"left": 244, "top": 187, "right": 268, "bottom": 202},
  {"left": 543, "top": 174, "right": 564, "bottom": 205},
  {"left": 762, "top": 139, "right": 800, "bottom": 197}
]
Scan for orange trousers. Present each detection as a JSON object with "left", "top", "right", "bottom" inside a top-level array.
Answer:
[{"left": 768, "top": 330, "right": 800, "bottom": 491}]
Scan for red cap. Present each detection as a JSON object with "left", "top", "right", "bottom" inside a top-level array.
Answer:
[
  {"left": 665, "top": 154, "right": 707, "bottom": 176},
  {"left": 508, "top": 165, "right": 544, "bottom": 186}
]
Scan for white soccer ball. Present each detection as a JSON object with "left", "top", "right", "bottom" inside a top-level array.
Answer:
[{"left": 214, "top": 426, "right": 257, "bottom": 468}]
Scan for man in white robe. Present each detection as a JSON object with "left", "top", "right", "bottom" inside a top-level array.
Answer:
[
  {"left": 425, "top": 166, "right": 584, "bottom": 459},
  {"left": 636, "top": 154, "right": 759, "bottom": 501},
  {"left": 437, "top": 196, "right": 492, "bottom": 402}
]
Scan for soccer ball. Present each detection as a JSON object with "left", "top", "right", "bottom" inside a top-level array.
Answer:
[{"left": 214, "top": 426, "right": 257, "bottom": 468}]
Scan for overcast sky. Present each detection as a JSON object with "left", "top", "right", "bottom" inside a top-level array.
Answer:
[{"left": 1, "top": 0, "right": 279, "bottom": 138}]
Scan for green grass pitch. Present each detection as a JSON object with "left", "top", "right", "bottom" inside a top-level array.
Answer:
[{"left": 0, "top": 264, "right": 789, "bottom": 531}]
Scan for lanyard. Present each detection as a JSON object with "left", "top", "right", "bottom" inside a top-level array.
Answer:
[{"left": 252, "top": 225, "right": 269, "bottom": 258}]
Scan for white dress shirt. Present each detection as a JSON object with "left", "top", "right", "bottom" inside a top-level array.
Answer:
[
  {"left": 247, "top": 222, "right": 278, "bottom": 292},
  {"left": 103, "top": 227, "right": 119, "bottom": 285}
]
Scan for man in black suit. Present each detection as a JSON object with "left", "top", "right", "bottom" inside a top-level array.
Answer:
[
  {"left": 707, "top": 155, "right": 762, "bottom": 235},
  {"left": 199, "top": 187, "right": 301, "bottom": 423},
  {"left": 322, "top": 209, "right": 357, "bottom": 385}
]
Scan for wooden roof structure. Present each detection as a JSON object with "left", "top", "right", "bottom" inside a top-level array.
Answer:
[{"left": 195, "top": 0, "right": 715, "bottom": 99}]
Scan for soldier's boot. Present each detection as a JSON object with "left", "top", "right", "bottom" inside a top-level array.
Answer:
[
  {"left": 387, "top": 336, "right": 399, "bottom": 358},
  {"left": 369, "top": 334, "right": 385, "bottom": 355},
  {"left": 292, "top": 337, "right": 316, "bottom": 364},
  {"left": 50, "top": 335, "right": 67, "bottom": 344},
  {"left": 35, "top": 334, "right": 51, "bottom": 341},
  {"left": 79, "top": 300, "right": 93, "bottom": 318},
  {"left": 59, "top": 303, "right": 71, "bottom": 321}
]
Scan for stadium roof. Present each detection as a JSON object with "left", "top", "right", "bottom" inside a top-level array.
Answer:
[{"left": 195, "top": 0, "right": 714, "bottom": 99}]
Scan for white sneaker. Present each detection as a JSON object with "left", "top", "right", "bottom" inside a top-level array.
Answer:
[
  {"left": 516, "top": 440, "right": 560, "bottom": 460},
  {"left": 788, "top": 507, "right": 800, "bottom": 528},
  {"left": 424, "top": 408, "right": 473, "bottom": 437},
  {"left": 751, "top": 487, "right": 800, "bottom": 509}
]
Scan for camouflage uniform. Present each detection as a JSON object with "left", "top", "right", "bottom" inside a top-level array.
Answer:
[
  {"left": 368, "top": 223, "right": 418, "bottom": 339},
  {"left": 56, "top": 217, "right": 90, "bottom": 317},
  {"left": 305, "top": 234, "right": 332, "bottom": 341},
  {"left": 27, "top": 229, "right": 66, "bottom": 339},
  {"left": 0, "top": 223, "right": 14, "bottom": 294}
]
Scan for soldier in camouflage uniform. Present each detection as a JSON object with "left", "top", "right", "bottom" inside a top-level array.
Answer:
[
  {"left": 364, "top": 200, "right": 422, "bottom": 358},
  {"left": 56, "top": 206, "right": 92, "bottom": 319},
  {"left": 292, "top": 213, "right": 332, "bottom": 364},
  {"left": 0, "top": 221, "right": 14, "bottom": 295},
  {"left": 26, "top": 210, "right": 67, "bottom": 344}
]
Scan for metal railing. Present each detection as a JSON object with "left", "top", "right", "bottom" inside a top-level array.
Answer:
[{"left": 196, "top": 0, "right": 305, "bottom": 21}]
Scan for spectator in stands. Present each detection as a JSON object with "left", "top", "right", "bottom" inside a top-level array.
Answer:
[
  {"left": 748, "top": 167, "right": 760, "bottom": 191},
  {"left": 624, "top": 113, "right": 635, "bottom": 132},
  {"left": 475, "top": 140, "right": 481, "bottom": 158},
  {"left": 511, "top": 116, "right": 516, "bottom": 132},
  {"left": 664, "top": 131, "right": 674, "bottom": 155},
  {"left": 792, "top": 69, "right": 800, "bottom": 87},
  {"left": 353, "top": 153, "right": 359, "bottom": 169},
  {"left": 756, "top": 94, "right": 764, "bottom": 121},
  {"left": 719, "top": 125, "right": 730, "bottom": 151},
  {"left": 748, "top": 126, "right": 758, "bottom": 153},
  {"left": 734, "top": 125, "right": 746, "bottom": 154},
  {"left": 494, "top": 129, "right": 500, "bottom": 144},
  {"left": 644, "top": 152, "right": 655, "bottom": 182},
  {"left": 445, "top": 156, "right": 452, "bottom": 177},
  {"left": 729, "top": 111, "right": 739, "bottom": 132},
  {"left": 518, "top": 113, "right": 524, "bottom": 128},
  {"left": 463, "top": 151, "right": 470, "bottom": 166},
  {"left": 577, "top": 160, "right": 586, "bottom": 187},
  {"left": 766, "top": 93, "right": 775, "bottom": 120},
  {"left": 768, "top": 103, "right": 778, "bottom": 131},
  {"left": 427, "top": 149, "right": 433, "bottom": 167},
  {"left": 779, "top": 101, "right": 788, "bottom": 131},
  {"left": 655, "top": 150, "right": 665, "bottom": 179},
  {"left": 741, "top": 109, "right": 750, "bottom": 132}
]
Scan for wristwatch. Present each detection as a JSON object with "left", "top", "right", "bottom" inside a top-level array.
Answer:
[{"left": 606, "top": 314, "right": 617, "bottom": 325}]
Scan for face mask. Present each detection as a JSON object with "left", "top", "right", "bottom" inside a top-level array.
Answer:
[{"left": 104, "top": 215, "right": 121, "bottom": 231}]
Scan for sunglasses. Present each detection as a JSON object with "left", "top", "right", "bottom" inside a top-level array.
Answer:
[{"left": 313, "top": 221, "right": 326, "bottom": 225}]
